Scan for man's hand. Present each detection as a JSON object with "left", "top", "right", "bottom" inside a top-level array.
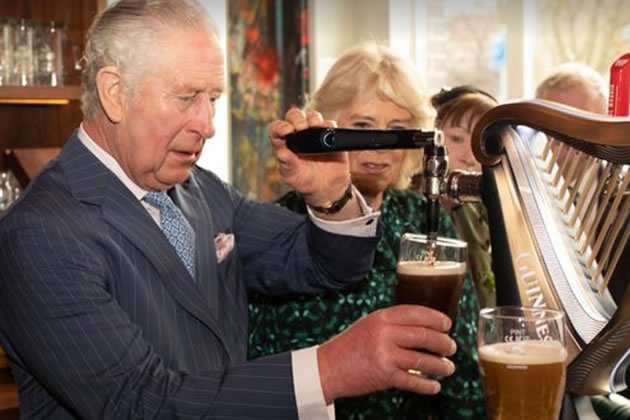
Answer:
[
  {"left": 317, "top": 305, "right": 457, "bottom": 403},
  {"left": 269, "top": 108, "right": 361, "bottom": 219}
]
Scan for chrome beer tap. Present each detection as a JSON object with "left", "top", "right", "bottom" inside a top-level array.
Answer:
[
  {"left": 422, "top": 131, "right": 449, "bottom": 243},
  {"left": 422, "top": 130, "right": 483, "bottom": 243}
]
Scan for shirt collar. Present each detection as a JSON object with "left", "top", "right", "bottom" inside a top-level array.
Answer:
[{"left": 77, "top": 123, "right": 148, "bottom": 201}]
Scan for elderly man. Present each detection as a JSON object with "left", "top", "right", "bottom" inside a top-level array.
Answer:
[
  {"left": 535, "top": 62, "right": 607, "bottom": 114},
  {"left": 0, "top": 1, "right": 455, "bottom": 418}
]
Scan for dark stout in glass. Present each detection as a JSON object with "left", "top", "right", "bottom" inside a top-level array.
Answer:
[
  {"left": 395, "top": 260, "right": 466, "bottom": 321},
  {"left": 478, "top": 341, "right": 567, "bottom": 420}
]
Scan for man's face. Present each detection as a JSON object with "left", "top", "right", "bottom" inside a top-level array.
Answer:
[
  {"left": 541, "top": 86, "right": 606, "bottom": 114},
  {"left": 112, "top": 28, "right": 225, "bottom": 190}
]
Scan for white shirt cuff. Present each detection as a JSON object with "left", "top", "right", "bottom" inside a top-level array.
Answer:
[
  {"left": 292, "top": 346, "right": 335, "bottom": 420},
  {"left": 307, "top": 186, "right": 379, "bottom": 238}
]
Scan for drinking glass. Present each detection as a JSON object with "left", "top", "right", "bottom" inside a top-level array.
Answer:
[
  {"left": 13, "top": 19, "right": 34, "bottom": 86},
  {"left": 0, "top": 171, "right": 12, "bottom": 212},
  {"left": 0, "top": 18, "right": 13, "bottom": 86},
  {"left": 36, "top": 21, "right": 65, "bottom": 86},
  {"left": 478, "top": 306, "right": 567, "bottom": 420},
  {"left": 396, "top": 233, "right": 467, "bottom": 321}
]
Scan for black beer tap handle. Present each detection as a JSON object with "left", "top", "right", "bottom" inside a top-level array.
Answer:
[
  {"left": 425, "top": 200, "right": 441, "bottom": 242},
  {"left": 285, "top": 127, "right": 435, "bottom": 154},
  {"left": 423, "top": 143, "right": 449, "bottom": 240}
]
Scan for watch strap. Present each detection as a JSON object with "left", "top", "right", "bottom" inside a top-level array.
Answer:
[{"left": 308, "top": 183, "right": 354, "bottom": 215}]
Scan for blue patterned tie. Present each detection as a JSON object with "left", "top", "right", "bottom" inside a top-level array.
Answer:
[{"left": 144, "top": 191, "right": 196, "bottom": 280}]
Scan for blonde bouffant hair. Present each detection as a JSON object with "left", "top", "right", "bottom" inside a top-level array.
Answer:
[{"left": 306, "top": 41, "right": 432, "bottom": 190}]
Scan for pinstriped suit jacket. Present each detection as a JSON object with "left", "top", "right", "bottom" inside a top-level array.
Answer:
[{"left": 0, "top": 134, "right": 379, "bottom": 419}]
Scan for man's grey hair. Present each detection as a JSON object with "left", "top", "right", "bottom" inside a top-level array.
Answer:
[
  {"left": 535, "top": 62, "right": 607, "bottom": 113},
  {"left": 81, "top": 0, "right": 219, "bottom": 118}
]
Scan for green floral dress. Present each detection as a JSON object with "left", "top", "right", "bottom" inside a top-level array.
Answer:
[{"left": 248, "top": 189, "right": 486, "bottom": 419}]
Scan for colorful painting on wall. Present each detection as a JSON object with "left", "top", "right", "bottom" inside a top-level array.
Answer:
[{"left": 228, "top": 0, "right": 309, "bottom": 201}]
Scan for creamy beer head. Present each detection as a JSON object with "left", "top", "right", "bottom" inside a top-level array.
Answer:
[
  {"left": 396, "top": 260, "right": 466, "bottom": 277},
  {"left": 479, "top": 340, "right": 568, "bottom": 420},
  {"left": 478, "top": 340, "right": 568, "bottom": 365},
  {"left": 395, "top": 260, "right": 466, "bottom": 320}
]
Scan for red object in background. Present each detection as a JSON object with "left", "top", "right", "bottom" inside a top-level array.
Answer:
[
  {"left": 608, "top": 53, "right": 630, "bottom": 116},
  {"left": 253, "top": 48, "right": 278, "bottom": 84}
]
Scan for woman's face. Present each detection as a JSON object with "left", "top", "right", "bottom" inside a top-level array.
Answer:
[
  {"left": 440, "top": 110, "right": 482, "bottom": 172},
  {"left": 335, "top": 93, "right": 413, "bottom": 199}
]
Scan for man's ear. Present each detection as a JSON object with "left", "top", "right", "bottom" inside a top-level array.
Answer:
[{"left": 96, "top": 66, "right": 125, "bottom": 123}]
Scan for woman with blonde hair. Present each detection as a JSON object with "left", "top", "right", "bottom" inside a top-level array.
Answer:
[{"left": 249, "top": 42, "right": 485, "bottom": 419}]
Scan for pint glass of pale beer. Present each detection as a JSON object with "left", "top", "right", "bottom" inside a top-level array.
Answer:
[
  {"left": 478, "top": 306, "right": 567, "bottom": 420},
  {"left": 395, "top": 233, "right": 467, "bottom": 321}
]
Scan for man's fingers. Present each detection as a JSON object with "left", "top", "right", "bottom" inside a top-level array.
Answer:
[
  {"left": 269, "top": 109, "right": 337, "bottom": 150},
  {"left": 395, "top": 347, "right": 456, "bottom": 378},
  {"left": 269, "top": 121, "right": 295, "bottom": 148},
  {"left": 379, "top": 305, "right": 453, "bottom": 332},
  {"left": 284, "top": 108, "right": 310, "bottom": 131},
  {"left": 389, "top": 368, "right": 441, "bottom": 395},
  {"left": 305, "top": 110, "right": 324, "bottom": 126},
  {"left": 392, "top": 324, "right": 457, "bottom": 357}
]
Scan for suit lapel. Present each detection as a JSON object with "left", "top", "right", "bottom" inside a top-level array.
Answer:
[
  {"left": 60, "top": 136, "right": 228, "bottom": 349},
  {"left": 169, "top": 182, "right": 219, "bottom": 313}
]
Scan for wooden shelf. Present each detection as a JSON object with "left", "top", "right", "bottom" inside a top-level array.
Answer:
[
  {"left": 5, "top": 147, "right": 61, "bottom": 187},
  {"left": 0, "top": 86, "right": 81, "bottom": 104},
  {"left": 0, "top": 384, "right": 18, "bottom": 411},
  {"left": 0, "top": 346, "right": 18, "bottom": 416},
  {"left": 0, "top": 347, "right": 7, "bottom": 370}
]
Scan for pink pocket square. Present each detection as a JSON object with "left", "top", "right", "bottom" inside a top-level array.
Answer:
[{"left": 214, "top": 233, "right": 235, "bottom": 263}]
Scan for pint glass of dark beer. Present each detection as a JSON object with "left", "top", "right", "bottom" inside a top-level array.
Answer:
[
  {"left": 478, "top": 306, "right": 567, "bottom": 420},
  {"left": 395, "top": 233, "right": 467, "bottom": 321}
]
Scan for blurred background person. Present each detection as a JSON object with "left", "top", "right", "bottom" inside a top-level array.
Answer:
[
  {"left": 534, "top": 61, "right": 607, "bottom": 179},
  {"left": 248, "top": 42, "right": 486, "bottom": 420},
  {"left": 534, "top": 62, "right": 606, "bottom": 222},
  {"left": 429, "top": 85, "right": 498, "bottom": 309},
  {"left": 535, "top": 61, "right": 607, "bottom": 114}
]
